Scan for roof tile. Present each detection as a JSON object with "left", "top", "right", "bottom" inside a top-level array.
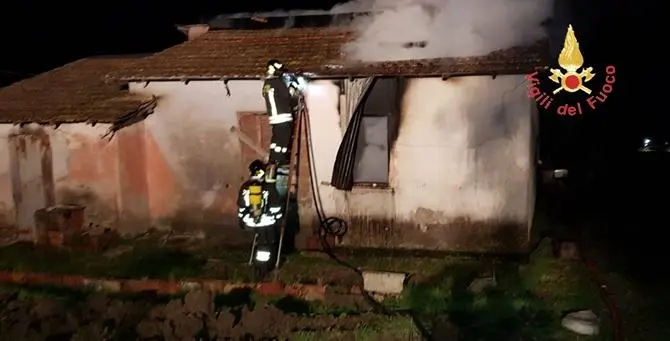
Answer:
[
  {"left": 0, "top": 57, "right": 155, "bottom": 124},
  {"left": 110, "top": 28, "right": 547, "bottom": 80}
]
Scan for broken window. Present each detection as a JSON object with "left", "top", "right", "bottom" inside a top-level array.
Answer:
[{"left": 352, "top": 78, "right": 401, "bottom": 186}]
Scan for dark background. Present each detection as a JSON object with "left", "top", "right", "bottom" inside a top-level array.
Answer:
[{"left": 0, "top": 0, "right": 337, "bottom": 83}]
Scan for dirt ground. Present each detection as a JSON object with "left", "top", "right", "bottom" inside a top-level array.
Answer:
[
  {"left": 0, "top": 227, "right": 611, "bottom": 341},
  {"left": 0, "top": 288, "right": 420, "bottom": 341}
]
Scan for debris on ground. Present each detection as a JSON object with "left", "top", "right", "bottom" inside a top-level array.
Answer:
[
  {"left": 561, "top": 309, "right": 600, "bottom": 336},
  {"left": 468, "top": 275, "right": 497, "bottom": 293},
  {"left": 0, "top": 232, "right": 608, "bottom": 340},
  {"left": 362, "top": 271, "right": 406, "bottom": 295},
  {"left": 0, "top": 288, "right": 420, "bottom": 341},
  {"left": 102, "top": 244, "right": 134, "bottom": 259}
]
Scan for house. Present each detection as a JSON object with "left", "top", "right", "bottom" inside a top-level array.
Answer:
[
  {"left": 0, "top": 56, "right": 157, "bottom": 240},
  {"left": 109, "top": 26, "right": 543, "bottom": 252},
  {"left": 0, "top": 26, "right": 543, "bottom": 252}
]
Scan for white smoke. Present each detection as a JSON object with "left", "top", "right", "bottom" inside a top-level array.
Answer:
[{"left": 332, "top": 0, "right": 553, "bottom": 62}]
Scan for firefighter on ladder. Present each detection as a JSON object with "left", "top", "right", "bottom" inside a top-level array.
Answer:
[
  {"left": 262, "top": 59, "right": 305, "bottom": 189},
  {"left": 237, "top": 159, "right": 283, "bottom": 230},
  {"left": 238, "top": 160, "right": 284, "bottom": 269}
]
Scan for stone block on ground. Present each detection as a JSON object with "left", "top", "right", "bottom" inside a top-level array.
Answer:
[
  {"left": 362, "top": 271, "right": 406, "bottom": 295},
  {"left": 562, "top": 310, "right": 600, "bottom": 336}
]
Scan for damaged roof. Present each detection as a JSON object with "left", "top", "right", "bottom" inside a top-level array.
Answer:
[
  {"left": 0, "top": 56, "right": 156, "bottom": 125},
  {"left": 110, "top": 27, "right": 548, "bottom": 81}
]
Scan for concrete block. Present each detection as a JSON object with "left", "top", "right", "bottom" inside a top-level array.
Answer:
[
  {"left": 362, "top": 271, "right": 406, "bottom": 295},
  {"left": 34, "top": 205, "right": 85, "bottom": 245}
]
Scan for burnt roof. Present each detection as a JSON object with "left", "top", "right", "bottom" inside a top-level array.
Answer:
[
  {"left": 0, "top": 57, "right": 156, "bottom": 125},
  {"left": 110, "top": 27, "right": 548, "bottom": 81}
]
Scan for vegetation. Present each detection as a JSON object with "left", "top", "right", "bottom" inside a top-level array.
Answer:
[{"left": 0, "top": 237, "right": 609, "bottom": 340}]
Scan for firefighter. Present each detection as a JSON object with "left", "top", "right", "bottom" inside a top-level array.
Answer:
[
  {"left": 237, "top": 159, "right": 283, "bottom": 231},
  {"left": 262, "top": 59, "right": 302, "bottom": 184}
]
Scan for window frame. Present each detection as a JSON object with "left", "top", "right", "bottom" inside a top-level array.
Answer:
[{"left": 351, "top": 77, "right": 402, "bottom": 189}]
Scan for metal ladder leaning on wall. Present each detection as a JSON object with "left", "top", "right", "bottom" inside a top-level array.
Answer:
[
  {"left": 272, "top": 97, "right": 306, "bottom": 274},
  {"left": 246, "top": 96, "right": 305, "bottom": 279}
]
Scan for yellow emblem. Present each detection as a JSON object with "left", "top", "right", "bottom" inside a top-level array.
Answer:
[{"left": 548, "top": 25, "right": 595, "bottom": 95}]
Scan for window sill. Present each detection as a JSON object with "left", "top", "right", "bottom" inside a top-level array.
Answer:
[
  {"left": 319, "top": 181, "right": 394, "bottom": 192},
  {"left": 352, "top": 182, "right": 390, "bottom": 190}
]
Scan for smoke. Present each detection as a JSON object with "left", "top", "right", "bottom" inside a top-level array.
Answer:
[{"left": 331, "top": 0, "right": 553, "bottom": 62}]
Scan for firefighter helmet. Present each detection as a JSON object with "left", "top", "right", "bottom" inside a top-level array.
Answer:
[
  {"left": 248, "top": 159, "right": 265, "bottom": 175},
  {"left": 266, "top": 59, "right": 284, "bottom": 76}
]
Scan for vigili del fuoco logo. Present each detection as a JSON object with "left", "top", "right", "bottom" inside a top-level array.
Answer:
[{"left": 526, "top": 25, "right": 616, "bottom": 116}]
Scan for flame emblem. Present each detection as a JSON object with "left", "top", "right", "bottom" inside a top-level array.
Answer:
[{"left": 548, "top": 25, "right": 595, "bottom": 94}]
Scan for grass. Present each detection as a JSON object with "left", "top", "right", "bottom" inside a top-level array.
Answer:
[
  {"left": 211, "top": 240, "right": 608, "bottom": 340},
  {"left": 290, "top": 316, "right": 421, "bottom": 341},
  {"left": 0, "top": 236, "right": 610, "bottom": 340},
  {"left": 0, "top": 239, "right": 457, "bottom": 283},
  {"left": 376, "top": 240, "right": 608, "bottom": 341},
  {"left": 0, "top": 241, "right": 208, "bottom": 280}
]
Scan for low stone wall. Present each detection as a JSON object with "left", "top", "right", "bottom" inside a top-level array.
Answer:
[{"left": 0, "top": 270, "right": 366, "bottom": 301}]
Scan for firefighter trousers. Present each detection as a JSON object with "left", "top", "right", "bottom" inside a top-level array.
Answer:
[
  {"left": 268, "top": 121, "right": 294, "bottom": 167},
  {"left": 256, "top": 224, "right": 278, "bottom": 246}
]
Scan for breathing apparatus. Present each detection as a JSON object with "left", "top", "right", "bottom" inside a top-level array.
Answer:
[
  {"left": 248, "top": 160, "right": 266, "bottom": 223},
  {"left": 248, "top": 184, "right": 263, "bottom": 223}
]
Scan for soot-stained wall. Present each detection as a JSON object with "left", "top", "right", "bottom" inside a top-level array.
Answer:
[
  {"left": 307, "top": 76, "right": 537, "bottom": 252},
  {"left": 0, "top": 123, "right": 132, "bottom": 237},
  {"left": 129, "top": 75, "right": 536, "bottom": 252}
]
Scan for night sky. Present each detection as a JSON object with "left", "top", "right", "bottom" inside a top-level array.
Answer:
[{"left": 0, "top": 0, "right": 661, "bottom": 158}]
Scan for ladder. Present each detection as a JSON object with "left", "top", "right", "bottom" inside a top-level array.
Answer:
[
  {"left": 273, "top": 99, "right": 306, "bottom": 271},
  {"left": 246, "top": 98, "right": 305, "bottom": 275}
]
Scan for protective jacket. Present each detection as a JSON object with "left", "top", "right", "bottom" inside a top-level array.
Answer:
[
  {"left": 262, "top": 74, "right": 301, "bottom": 125},
  {"left": 237, "top": 176, "right": 283, "bottom": 229}
]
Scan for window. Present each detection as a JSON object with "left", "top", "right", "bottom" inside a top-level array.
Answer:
[{"left": 352, "top": 78, "right": 401, "bottom": 186}]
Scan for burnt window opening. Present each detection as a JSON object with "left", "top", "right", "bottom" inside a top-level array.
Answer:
[{"left": 352, "top": 77, "right": 402, "bottom": 186}]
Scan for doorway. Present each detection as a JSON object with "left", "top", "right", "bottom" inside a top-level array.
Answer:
[{"left": 8, "top": 129, "right": 56, "bottom": 240}]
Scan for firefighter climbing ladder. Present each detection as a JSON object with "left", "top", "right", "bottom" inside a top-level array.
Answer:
[
  {"left": 246, "top": 96, "right": 305, "bottom": 277},
  {"left": 273, "top": 98, "right": 306, "bottom": 271}
]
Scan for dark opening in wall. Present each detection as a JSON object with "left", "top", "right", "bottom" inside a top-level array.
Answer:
[{"left": 402, "top": 41, "right": 428, "bottom": 48}]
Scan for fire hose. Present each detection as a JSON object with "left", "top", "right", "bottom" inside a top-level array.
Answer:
[{"left": 296, "top": 102, "right": 436, "bottom": 340}]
